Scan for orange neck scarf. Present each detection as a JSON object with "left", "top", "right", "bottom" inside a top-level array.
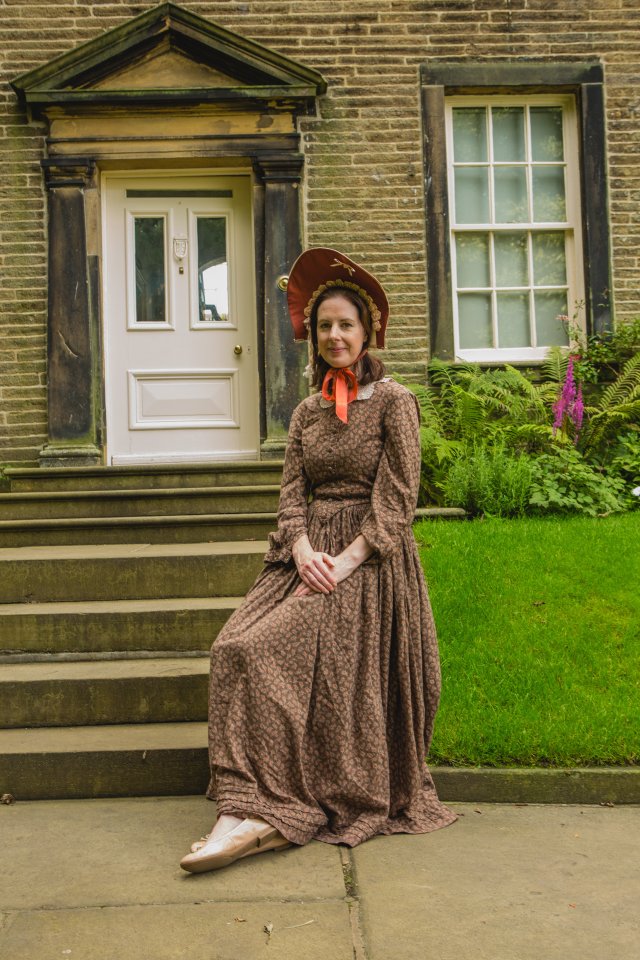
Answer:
[{"left": 321, "top": 350, "right": 367, "bottom": 423}]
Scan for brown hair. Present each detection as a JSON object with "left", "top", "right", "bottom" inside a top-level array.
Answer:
[{"left": 309, "top": 287, "right": 386, "bottom": 388}]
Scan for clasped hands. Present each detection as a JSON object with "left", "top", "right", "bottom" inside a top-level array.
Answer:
[{"left": 291, "top": 533, "right": 373, "bottom": 598}]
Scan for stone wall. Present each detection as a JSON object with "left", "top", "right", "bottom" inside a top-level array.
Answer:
[{"left": 1, "top": 0, "right": 638, "bottom": 466}]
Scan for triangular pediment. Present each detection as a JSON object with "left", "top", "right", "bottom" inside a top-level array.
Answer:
[
  {"left": 91, "top": 48, "right": 244, "bottom": 91},
  {"left": 12, "top": 2, "right": 325, "bottom": 112}
]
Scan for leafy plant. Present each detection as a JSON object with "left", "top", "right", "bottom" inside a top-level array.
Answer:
[
  {"left": 528, "top": 447, "right": 627, "bottom": 517},
  {"left": 579, "top": 351, "right": 640, "bottom": 456},
  {"left": 402, "top": 339, "right": 639, "bottom": 516},
  {"left": 441, "top": 441, "right": 533, "bottom": 517},
  {"left": 567, "top": 316, "right": 640, "bottom": 383}
]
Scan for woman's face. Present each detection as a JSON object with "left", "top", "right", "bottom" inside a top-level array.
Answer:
[{"left": 316, "top": 295, "right": 367, "bottom": 369}]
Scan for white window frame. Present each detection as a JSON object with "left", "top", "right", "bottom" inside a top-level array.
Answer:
[{"left": 445, "top": 94, "right": 585, "bottom": 363}]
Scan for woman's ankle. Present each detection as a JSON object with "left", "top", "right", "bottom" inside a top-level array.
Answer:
[{"left": 208, "top": 813, "right": 243, "bottom": 840}]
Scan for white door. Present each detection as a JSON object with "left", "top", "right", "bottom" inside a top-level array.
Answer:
[{"left": 103, "top": 173, "right": 259, "bottom": 464}]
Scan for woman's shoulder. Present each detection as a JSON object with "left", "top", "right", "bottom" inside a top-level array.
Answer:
[
  {"left": 372, "top": 377, "right": 416, "bottom": 404},
  {"left": 290, "top": 392, "right": 323, "bottom": 422}
]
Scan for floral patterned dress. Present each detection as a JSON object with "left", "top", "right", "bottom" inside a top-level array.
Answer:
[{"left": 206, "top": 378, "right": 457, "bottom": 847}]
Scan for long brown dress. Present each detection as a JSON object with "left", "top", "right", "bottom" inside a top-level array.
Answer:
[{"left": 206, "top": 378, "right": 457, "bottom": 847}]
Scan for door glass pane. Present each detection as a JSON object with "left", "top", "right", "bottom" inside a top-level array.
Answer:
[
  {"left": 494, "top": 233, "right": 528, "bottom": 286},
  {"left": 458, "top": 293, "right": 493, "bottom": 348},
  {"left": 494, "top": 166, "right": 528, "bottom": 222},
  {"left": 535, "top": 291, "right": 569, "bottom": 345},
  {"left": 492, "top": 107, "right": 525, "bottom": 162},
  {"left": 134, "top": 217, "right": 166, "bottom": 323},
  {"left": 197, "top": 217, "right": 229, "bottom": 323},
  {"left": 456, "top": 233, "right": 490, "bottom": 287},
  {"left": 497, "top": 293, "right": 530, "bottom": 347},
  {"left": 454, "top": 168, "right": 489, "bottom": 223},
  {"left": 452, "top": 108, "right": 487, "bottom": 162},
  {"left": 530, "top": 107, "right": 564, "bottom": 161},
  {"left": 532, "top": 232, "right": 567, "bottom": 285},
  {"left": 532, "top": 167, "right": 566, "bottom": 222}
]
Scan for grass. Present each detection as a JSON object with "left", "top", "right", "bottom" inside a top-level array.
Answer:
[{"left": 415, "top": 513, "right": 640, "bottom": 767}]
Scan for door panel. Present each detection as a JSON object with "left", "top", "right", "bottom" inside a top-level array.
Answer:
[{"left": 103, "top": 174, "right": 259, "bottom": 464}]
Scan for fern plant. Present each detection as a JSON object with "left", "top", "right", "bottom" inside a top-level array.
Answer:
[
  {"left": 401, "top": 343, "right": 640, "bottom": 513},
  {"left": 576, "top": 352, "right": 640, "bottom": 456}
]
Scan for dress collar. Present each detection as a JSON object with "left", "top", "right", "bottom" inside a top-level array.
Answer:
[{"left": 318, "top": 377, "right": 392, "bottom": 408}]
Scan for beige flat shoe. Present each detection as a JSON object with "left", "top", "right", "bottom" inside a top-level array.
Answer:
[
  {"left": 180, "top": 817, "right": 291, "bottom": 874},
  {"left": 190, "top": 834, "right": 210, "bottom": 853}
]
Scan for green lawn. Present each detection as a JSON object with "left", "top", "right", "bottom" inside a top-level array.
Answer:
[{"left": 415, "top": 513, "right": 640, "bottom": 767}]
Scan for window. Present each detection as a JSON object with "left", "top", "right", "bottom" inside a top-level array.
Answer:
[
  {"left": 447, "top": 97, "right": 583, "bottom": 361},
  {"left": 421, "top": 62, "right": 612, "bottom": 364}
]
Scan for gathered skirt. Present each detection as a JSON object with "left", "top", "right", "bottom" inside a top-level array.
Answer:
[{"left": 206, "top": 498, "right": 457, "bottom": 847}]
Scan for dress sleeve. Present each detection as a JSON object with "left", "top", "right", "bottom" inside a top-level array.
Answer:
[
  {"left": 263, "top": 402, "right": 310, "bottom": 564},
  {"left": 358, "top": 387, "right": 421, "bottom": 560}
]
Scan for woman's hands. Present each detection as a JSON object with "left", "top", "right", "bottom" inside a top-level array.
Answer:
[
  {"left": 291, "top": 535, "right": 336, "bottom": 595},
  {"left": 292, "top": 534, "right": 373, "bottom": 598}
]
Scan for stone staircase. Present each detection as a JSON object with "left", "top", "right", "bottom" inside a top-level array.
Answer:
[{"left": 0, "top": 462, "right": 282, "bottom": 800}]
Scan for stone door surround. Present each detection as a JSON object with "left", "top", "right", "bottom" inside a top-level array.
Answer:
[{"left": 12, "top": 3, "right": 326, "bottom": 465}]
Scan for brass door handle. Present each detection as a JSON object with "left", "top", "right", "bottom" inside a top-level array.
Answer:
[{"left": 233, "top": 344, "right": 243, "bottom": 356}]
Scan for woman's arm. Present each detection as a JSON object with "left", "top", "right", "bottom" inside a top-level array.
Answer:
[
  {"left": 263, "top": 404, "right": 310, "bottom": 565},
  {"left": 358, "top": 387, "right": 422, "bottom": 559}
]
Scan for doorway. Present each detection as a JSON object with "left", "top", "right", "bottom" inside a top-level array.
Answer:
[{"left": 103, "top": 173, "right": 259, "bottom": 464}]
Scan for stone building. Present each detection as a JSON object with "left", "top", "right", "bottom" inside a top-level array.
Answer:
[
  {"left": 0, "top": 0, "right": 638, "bottom": 804},
  {"left": 1, "top": 0, "right": 636, "bottom": 469}
]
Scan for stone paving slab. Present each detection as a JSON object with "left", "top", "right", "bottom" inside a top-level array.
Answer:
[
  {"left": 0, "top": 902, "right": 355, "bottom": 960},
  {"left": 0, "top": 797, "right": 345, "bottom": 910},
  {"left": 3, "top": 797, "right": 640, "bottom": 960},
  {"left": 351, "top": 802, "right": 640, "bottom": 960}
]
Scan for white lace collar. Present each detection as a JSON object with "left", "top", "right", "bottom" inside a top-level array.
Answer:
[{"left": 318, "top": 376, "right": 392, "bottom": 407}]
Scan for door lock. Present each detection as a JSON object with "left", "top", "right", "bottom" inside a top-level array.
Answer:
[{"left": 233, "top": 344, "right": 243, "bottom": 355}]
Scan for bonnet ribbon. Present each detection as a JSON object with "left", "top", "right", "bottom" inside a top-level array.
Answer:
[{"left": 321, "top": 349, "right": 368, "bottom": 423}]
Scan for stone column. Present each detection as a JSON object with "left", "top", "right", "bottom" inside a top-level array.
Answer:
[
  {"left": 255, "top": 154, "right": 306, "bottom": 458},
  {"left": 40, "top": 157, "right": 102, "bottom": 466}
]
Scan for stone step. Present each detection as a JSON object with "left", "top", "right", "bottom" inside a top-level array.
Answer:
[
  {"left": 0, "top": 658, "right": 210, "bottom": 728},
  {"left": 0, "top": 513, "right": 276, "bottom": 548},
  {"left": 0, "top": 507, "right": 462, "bottom": 549},
  {"left": 0, "top": 722, "right": 210, "bottom": 800},
  {"left": 0, "top": 541, "right": 269, "bottom": 604},
  {"left": 0, "top": 597, "right": 240, "bottom": 655},
  {"left": 5, "top": 461, "right": 284, "bottom": 493},
  {"left": 0, "top": 485, "right": 281, "bottom": 521}
]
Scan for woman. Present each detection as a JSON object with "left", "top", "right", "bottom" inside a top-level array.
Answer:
[{"left": 180, "top": 247, "right": 456, "bottom": 874}]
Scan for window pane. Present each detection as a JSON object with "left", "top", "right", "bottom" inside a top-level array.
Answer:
[
  {"left": 532, "top": 233, "right": 567, "bottom": 285},
  {"left": 535, "top": 291, "right": 569, "bottom": 345},
  {"left": 530, "top": 107, "right": 564, "bottom": 161},
  {"left": 197, "top": 218, "right": 228, "bottom": 322},
  {"left": 497, "top": 293, "right": 530, "bottom": 347},
  {"left": 454, "top": 168, "right": 489, "bottom": 223},
  {"left": 494, "top": 233, "right": 528, "bottom": 286},
  {"left": 494, "top": 166, "right": 528, "bottom": 222},
  {"left": 532, "top": 167, "right": 566, "bottom": 222},
  {"left": 456, "top": 233, "right": 490, "bottom": 287},
  {"left": 134, "top": 217, "right": 166, "bottom": 323},
  {"left": 458, "top": 293, "right": 493, "bottom": 348},
  {"left": 492, "top": 107, "right": 525, "bottom": 162},
  {"left": 452, "top": 108, "right": 487, "bottom": 162}
]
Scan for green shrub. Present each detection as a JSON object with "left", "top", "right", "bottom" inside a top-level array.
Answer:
[
  {"left": 441, "top": 442, "right": 533, "bottom": 517},
  {"left": 567, "top": 316, "right": 640, "bottom": 383},
  {"left": 529, "top": 446, "right": 627, "bottom": 516}
]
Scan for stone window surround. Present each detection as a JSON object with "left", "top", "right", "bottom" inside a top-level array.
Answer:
[{"left": 421, "top": 61, "right": 612, "bottom": 363}]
